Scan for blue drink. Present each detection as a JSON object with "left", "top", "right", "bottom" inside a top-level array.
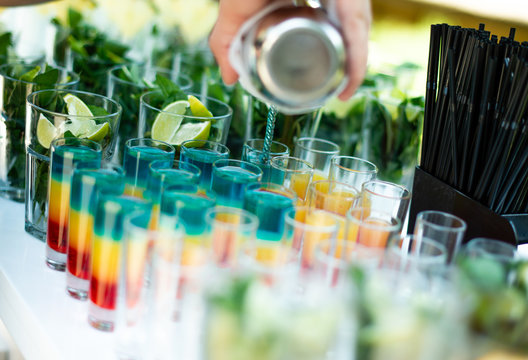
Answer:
[
  {"left": 180, "top": 140, "right": 229, "bottom": 192},
  {"left": 211, "top": 159, "right": 263, "bottom": 208},
  {"left": 123, "top": 138, "right": 175, "bottom": 198},
  {"left": 243, "top": 182, "right": 297, "bottom": 242}
]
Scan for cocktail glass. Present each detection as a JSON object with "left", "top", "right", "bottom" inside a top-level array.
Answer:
[
  {"left": 0, "top": 62, "right": 79, "bottom": 202},
  {"left": 66, "top": 164, "right": 124, "bottom": 300},
  {"left": 26, "top": 89, "right": 122, "bottom": 241},
  {"left": 211, "top": 159, "right": 263, "bottom": 207},
  {"left": 46, "top": 137, "right": 102, "bottom": 271},
  {"left": 107, "top": 63, "right": 193, "bottom": 164},
  {"left": 122, "top": 138, "right": 175, "bottom": 198},
  {"left": 88, "top": 194, "right": 151, "bottom": 332},
  {"left": 293, "top": 137, "right": 340, "bottom": 181},
  {"left": 180, "top": 139, "right": 229, "bottom": 192},
  {"left": 269, "top": 155, "right": 314, "bottom": 203},
  {"left": 139, "top": 90, "right": 232, "bottom": 146}
]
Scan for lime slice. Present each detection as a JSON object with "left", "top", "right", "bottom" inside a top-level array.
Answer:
[
  {"left": 64, "top": 94, "right": 93, "bottom": 117},
  {"left": 170, "top": 121, "right": 211, "bottom": 146},
  {"left": 59, "top": 119, "right": 97, "bottom": 137},
  {"left": 36, "top": 114, "right": 58, "bottom": 149},
  {"left": 87, "top": 122, "right": 110, "bottom": 142},
  {"left": 188, "top": 95, "right": 213, "bottom": 117},
  {"left": 151, "top": 100, "right": 189, "bottom": 143}
]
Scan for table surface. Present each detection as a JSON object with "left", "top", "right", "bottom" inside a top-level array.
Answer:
[
  {"left": 0, "top": 197, "right": 116, "bottom": 360},
  {"left": 1, "top": 196, "right": 528, "bottom": 360}
]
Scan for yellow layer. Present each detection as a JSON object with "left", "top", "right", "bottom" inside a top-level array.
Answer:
[
  {"left": 68, "top": 209, "right": 94, "bottom": 253},
  {"left": 91, "top": 235, "right": 121, "bottom": 283},
  {"left": 48, "top": 178, "right": 71, "bottom": 224}
]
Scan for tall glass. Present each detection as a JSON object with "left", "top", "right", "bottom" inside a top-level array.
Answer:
[
  {"left": 269, "top": 155, "right": 314, "bottom": 203},
  {"left": 180, "top": 139, "right": 230, "bottom": 192},
  {"left": 293, "top": 137, "right": 340, "bottom": 181},
  {"left": 346, "top": 207, "right": 402, "bottom": 249},
  {"left": 0, "top": 62, "right": 79, "bottom": 202},
  {"left": 88, "top": 194, "right": 151, "bottom": 332},
  {"left": 26, "top": 89, "right": 122, "bottom": 241},
  {"left": 66, "top": 164, "right": 124, "bottom": 300},
  {"left": 46, "top": 138, "right": 102, "bottom": 271},
  {"left": 243, "top": 182, "right": 297, "bottom": 243},
  {"left": 107, "top": 64, "right": 192, "bottom": 164},
  {"left": 211, "top": 159, "right": 263, "bottom": 207},
  {"left": 122, "top": 138, "right": 175, "bottom": 198},
  {"left": 139, "top": 90, "right": 232, "bottom": 146},
  {"left": 414, "top": 210, "right": 467, "bottom": 264},
  {"left": 361, "top": 179, "right": 411, "bottom": 224},
  {"left": 241, "top": 138, "right": 290, "bottom": 180},
  {"left": 329, "top": 155, "right": 378, "bottom": 190},
  {"left": 205, "top": 207, "right": 259, "bottom": 268}
]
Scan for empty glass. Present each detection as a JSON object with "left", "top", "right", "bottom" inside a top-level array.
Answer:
[
  {"left": 329, "top": 155, "right": 378, "bottom": 190},
  {"left": 293, "top": 137, "right": 340, "bottom": 180},
  {"left": 361, "top": 180, "right": 411, "bottom": 224},
  {"left": 269, "top": 155, "right": 314, "bottom": 203}
]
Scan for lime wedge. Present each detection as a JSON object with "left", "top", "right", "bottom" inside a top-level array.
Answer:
[
  {"left": 170, "top": 121, "right": 211, "bottom": 146},
  {"left": 59, "top": 119, "right": 97, "bottom": 137},
  {"left": 188, "top": 95, "right": 213, "bottom": 117},
  {"left": 37, "top": 114, "right": 58, "bottom": 149},
  {"left": 151, "top": 100, "right": 189, "bottom": 143},
  {"left": 64, "top": 94, "right": 93, "bottom": 117},
  {"left": 87, "top": 122, "right": 110, "bottom": 142}
]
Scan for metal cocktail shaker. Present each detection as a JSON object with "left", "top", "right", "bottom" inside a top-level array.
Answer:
[{"left": 229, "top": 0, "right": 347, "bottom": 114}]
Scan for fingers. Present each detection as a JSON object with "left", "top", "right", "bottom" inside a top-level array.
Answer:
[
  {"left": 336, "top": 0, "right": 372, "bottom": 100},
  {"left": 209, "top": 0, "right": 271, "bottom": 85}
]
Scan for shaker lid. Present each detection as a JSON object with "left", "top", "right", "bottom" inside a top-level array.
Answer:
[{"left": 255, "top": 16, "right": 346, "bottom": 108}]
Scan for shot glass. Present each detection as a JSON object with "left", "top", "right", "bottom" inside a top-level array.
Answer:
[
  {"left": 414, "top": 210, "right": 467, "bottom": 264},
  {"left": 384, "top": 235, "right": 448, "bottom": 276},
  {"left": 241, "top": 138, "right": 290, "bottom": 180},
  {"left": 284, "top": 207, "right": 340, "bottom": 270},
  {"left": 314, "top": 240, "right": 362, "bottom": 287},
  {"left": 463, "top": 237, "right": 517, "bottom": 267},
  {"left": 329, "top": 155, "right": 378, "bottom": 190},
  {"left": 66, "top": 164, "right": 125, "bottom": 300},
  {"left": 211, "top": 159, "right": 263, "bottom": 207},
  {"left": 293, "top": 137, "right": 340, "bottom": 181},
  {"left": 269, "top": 156, "right": 314, "bottom": 203},
  {"left": 0, "top": 62, "right": 79, "bottom": 202},
  {"left": 242, "top": 182, "right": 297, "bottom": 243},
  {"left": 88, "top": 194, "right": 151, "bottom": 332},
  {"left": 361, "top": 180, "right": 411, "bottom": 224},
  {"left": 346, "top": 207, "right": 402, "bottom": 249},
  {"left": 180, "top": 139, "right": 230, "bottom": 192},
  {"left": 122, "top": 138, "right": 175, "bottom": 198},
  {"left": 139, "top": 90, "right": 232, "bottom": 145},
  {"left": 205, "top": 207, "right": 258, "bottom": 268},
  {"left": 46, "top": 138, "right": 102, "bottom": 271},
  {"left": 307, "top": 180, "right": 360, "bottom": 217},
  {"left": 25, "top": 89, "right": 122, "bottom": 241},
  {"left": 114, "top": 209, "right": 183, "bottom": 359},
  {"left": 107, "top": 63, "right": 192, "bottom": 164}
]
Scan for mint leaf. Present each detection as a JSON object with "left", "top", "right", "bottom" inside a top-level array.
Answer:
[
  {"left": 33, "top": 68, "right": 59, "bottom": 86},
  {"left": 88, "top": 105, "right": 109, "bottom": 116},
  {"left": 20, "top": 65, "right": 41, "bottom": 82},
  {"left": 63, "top": 130, "right": 75, "bottom": 138},
  {"left": 154, "top": 73, "right": 186, "bottom": 101}
]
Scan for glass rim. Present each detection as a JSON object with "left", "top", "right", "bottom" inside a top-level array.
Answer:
[
  {"left": 124, "top": 137, "right": 175, "bottom": 154},
  {"left": 140, "top": 89, "right": 233, "bottom": 120},
  {"left": 284, "top": 206, "right": 340, "bottom": 233},
  {"left": 27, "top": 89, "right": 122, "bottom": 120},
  {"left": 464, "top": 237, "right": 517, "bottom": 260},
  {"left": 50, "top": 136, "right": 102, "bottom": 152},
  {"left": 150, "top": 158, "right": 202, "bottom": 176},
  {"left": 0, "top": 61, "right": 80, "bottom": 86},
  {"left": 387, "top": 235, "right": 448, "bottom": 263},
  {"left": 270, "top": 155, "right": 314, "bottom": 173},
  {"left": 244, "top": 181, "right": 298, "bottom": 201},
  {"left": 314, "top": 239, "right": 369, "bottom": 270},
  {"left": 212, "top": 158, "right": 264, "bottom": 178},
  {"left": 180, "top": 139, "right": 230, "bottom": 153},
  {"left": 205, "top": 206, "right": 259, "bottom": 232},
  {"left": 346, "top": 206, "right": 402, "bottom": 232},
  {"left": 416, "top": 210, "right": 467, "bottom": 233},
  {"left": 73, "top": 163, "right": 124, "bottom": 177},
  {"left": 294, "top": 137, "right": 340, "bottom": 155},
  {"left": 239, "top": 242, "right": 300, "bottom": 273},
  {"left": 331, "top": 155, "right": 378, "bottom": 175},
  {"left": 309, "top": 179, "right": 360, "bottom": 198},
  {"left": 361, "top": 179, "right": 411, "bottom": 200},
  {"left": 107, "top": 64, "right": 192, "bottom": 89},
  {"left": 244, "top": 138, "right": 290, "bottom": 154},
  {"left": 124, "top": 209, "right": 183, "bottom": 239}
]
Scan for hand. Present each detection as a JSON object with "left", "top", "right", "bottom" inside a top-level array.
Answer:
[{"left": 209, "top": 0, "right": 372, "bottom": 100}]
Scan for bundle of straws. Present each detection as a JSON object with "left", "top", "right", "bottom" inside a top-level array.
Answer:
[{"left": 420, "top": 23, "right": 528, "bottom": 215}]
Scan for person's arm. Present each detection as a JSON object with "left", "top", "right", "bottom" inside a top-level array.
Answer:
[
  {"left": 209, "top": 0, "right": 372, "bottom": 100},
  {"left": 0, "top": 0, "right": 55, "bottom": 6}
]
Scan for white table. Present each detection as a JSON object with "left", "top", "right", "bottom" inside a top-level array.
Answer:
[{"left": 0, "top": 198, "right": 116, "bottom": 360}]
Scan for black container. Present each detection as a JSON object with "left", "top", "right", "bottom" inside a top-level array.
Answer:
[{"left": 408, "top": 166, "right": 528, "bottom": 246}]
